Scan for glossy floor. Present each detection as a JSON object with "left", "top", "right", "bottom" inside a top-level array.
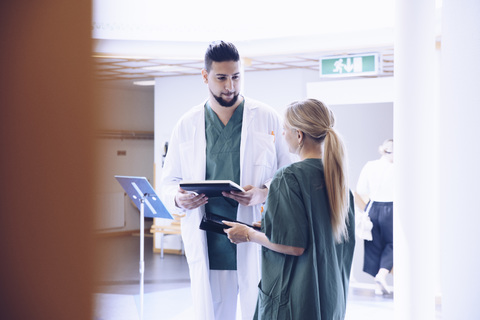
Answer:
[{"left": 93, "top": 235, "right": 441, "bottom": 320}]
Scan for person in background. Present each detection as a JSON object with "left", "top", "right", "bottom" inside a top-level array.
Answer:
[
  {"left": 224, "top": 99, "right": 355, "bottom": 320},
  {"left": 355, "top": 139, "right": 394, "bottom": 295},
  {"left": 159, "top": 40, "right": 292, "bottom": 320}
]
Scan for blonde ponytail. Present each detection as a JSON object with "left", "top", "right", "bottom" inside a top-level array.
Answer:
[
  {"left": 285, "top": 99, "right": 349, "bottom": 243},
  {"left": 324, "top": 129, "right": 349, "bottom": 243}
]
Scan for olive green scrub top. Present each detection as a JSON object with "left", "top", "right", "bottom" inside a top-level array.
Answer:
[
  {"left": 204, "top": 101, "right": 244, "bottom": 270},
  {"left": 255, "top": 159, "right": 355, "bottom": 320}
]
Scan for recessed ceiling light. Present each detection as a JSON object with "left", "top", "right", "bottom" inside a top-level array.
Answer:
[{"left": 143, "top": 65, "right": 193, "bottom": 72}]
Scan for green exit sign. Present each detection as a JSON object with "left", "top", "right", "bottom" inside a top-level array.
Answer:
[{"left": 320, "top": 53, "right": 379, "bottom": 77}]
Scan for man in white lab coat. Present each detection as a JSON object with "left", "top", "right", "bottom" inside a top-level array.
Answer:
[{"left": 160, "top": 41, "right": 292, "bottom": 320}]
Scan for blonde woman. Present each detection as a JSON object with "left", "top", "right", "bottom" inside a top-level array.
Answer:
[{"left": 223, "top": 99, "right": 355, "bottom": 320}]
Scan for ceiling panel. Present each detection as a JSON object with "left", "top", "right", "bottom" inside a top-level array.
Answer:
[{"left": 93, "top": 48, "right": 394, "bottom": 83}]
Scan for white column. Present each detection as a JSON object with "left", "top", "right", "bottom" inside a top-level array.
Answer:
[
  {"left": 439, "top": 0, "right": 480, "bottom": 319},
  {"left": 394, "top": 0, "right": 438, "bottom": 319},
  {"left": 153, "top": 75, "right": 206, "bottom": 252}
]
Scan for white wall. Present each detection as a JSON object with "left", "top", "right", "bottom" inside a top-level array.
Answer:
[
  {"left": 307, "top": 77, "right": 395, "bottom": 188},
  {"left": 307, "top": 77, "right": 394, "bottom": 106},
  {"left": 95, "top": 84, "right": 155, "bottom": 233},
  {"left": 243, "top": 68, "right": 319, "bottom": 111},
  {"left": 154, "top": 74, "right": 205, "bottom": 173},
  {"left": 439, "top": 0, "right": 480, "bottom": 318},
  {"left": 96, "top": 84, "right": 154, "bottom": 130}
]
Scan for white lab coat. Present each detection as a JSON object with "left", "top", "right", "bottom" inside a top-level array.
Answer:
[{"left": 159, "top": 98, "right": 292, "bottom": 320}]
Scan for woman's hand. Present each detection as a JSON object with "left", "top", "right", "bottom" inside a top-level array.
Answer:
[
  {"left": 224, "top": 220, "right": 305, "bottom": 256},
  {"left": 223, "top": 221, "right": 252, "bottom": 244}
]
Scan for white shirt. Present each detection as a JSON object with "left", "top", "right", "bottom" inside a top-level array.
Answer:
[{"left": 356, "top": 156, "right": 394, "bottom": 202}]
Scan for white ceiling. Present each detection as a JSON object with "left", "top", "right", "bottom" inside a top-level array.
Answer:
[
  {"left": 91, "top": 0, "right": 439, "bottom": 86},
  {"left": 92, "top": 0, "right": 396, "bottom": 42}
]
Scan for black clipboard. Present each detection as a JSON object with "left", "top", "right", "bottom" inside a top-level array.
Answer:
[{"left": 200, "top": 212, "right": 261, "bottom": 235}]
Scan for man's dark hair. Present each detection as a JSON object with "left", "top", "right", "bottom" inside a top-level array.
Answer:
[{"left": 204, "top": 40, "right": 240, "bottom": 72}]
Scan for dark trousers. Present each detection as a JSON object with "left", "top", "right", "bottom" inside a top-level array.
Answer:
[{"left": 363, "top": 201, "right": 393, "bottom": 277}]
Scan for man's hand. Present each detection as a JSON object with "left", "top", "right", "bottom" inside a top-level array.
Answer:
[
  {"left": 175, "top": 187, "right": 208, "bottom": 210},
  {"left": 222, "top": 185, "right": 268, "bottom": 206}
]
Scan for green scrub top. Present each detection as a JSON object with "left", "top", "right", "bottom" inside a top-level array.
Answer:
[
  {"left": 204, "top": 101, "right": 244, "bottom": 270},
  {"left": 255, "top": 159, "right": 355, "bottom": 320}
]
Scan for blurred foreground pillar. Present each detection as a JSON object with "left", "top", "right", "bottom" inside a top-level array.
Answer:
[{"left": 0, "top": 1, "right": 95, "bottom": 319}]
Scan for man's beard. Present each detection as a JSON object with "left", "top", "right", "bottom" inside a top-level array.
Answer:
[{"left": 211, "top": 90, "right": 240, "bottom": 107}]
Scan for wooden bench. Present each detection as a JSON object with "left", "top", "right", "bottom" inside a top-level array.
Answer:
[{"left": 150, "top": 214, "right": 183, "bottom": 258}]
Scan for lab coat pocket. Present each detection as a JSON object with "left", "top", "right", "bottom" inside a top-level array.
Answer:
[
  {"left": 179, "top": 141, "right": 195, "bottom": 177},
  {"left": 252, "top": 132, "right": 276, "bottom": 168}
]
